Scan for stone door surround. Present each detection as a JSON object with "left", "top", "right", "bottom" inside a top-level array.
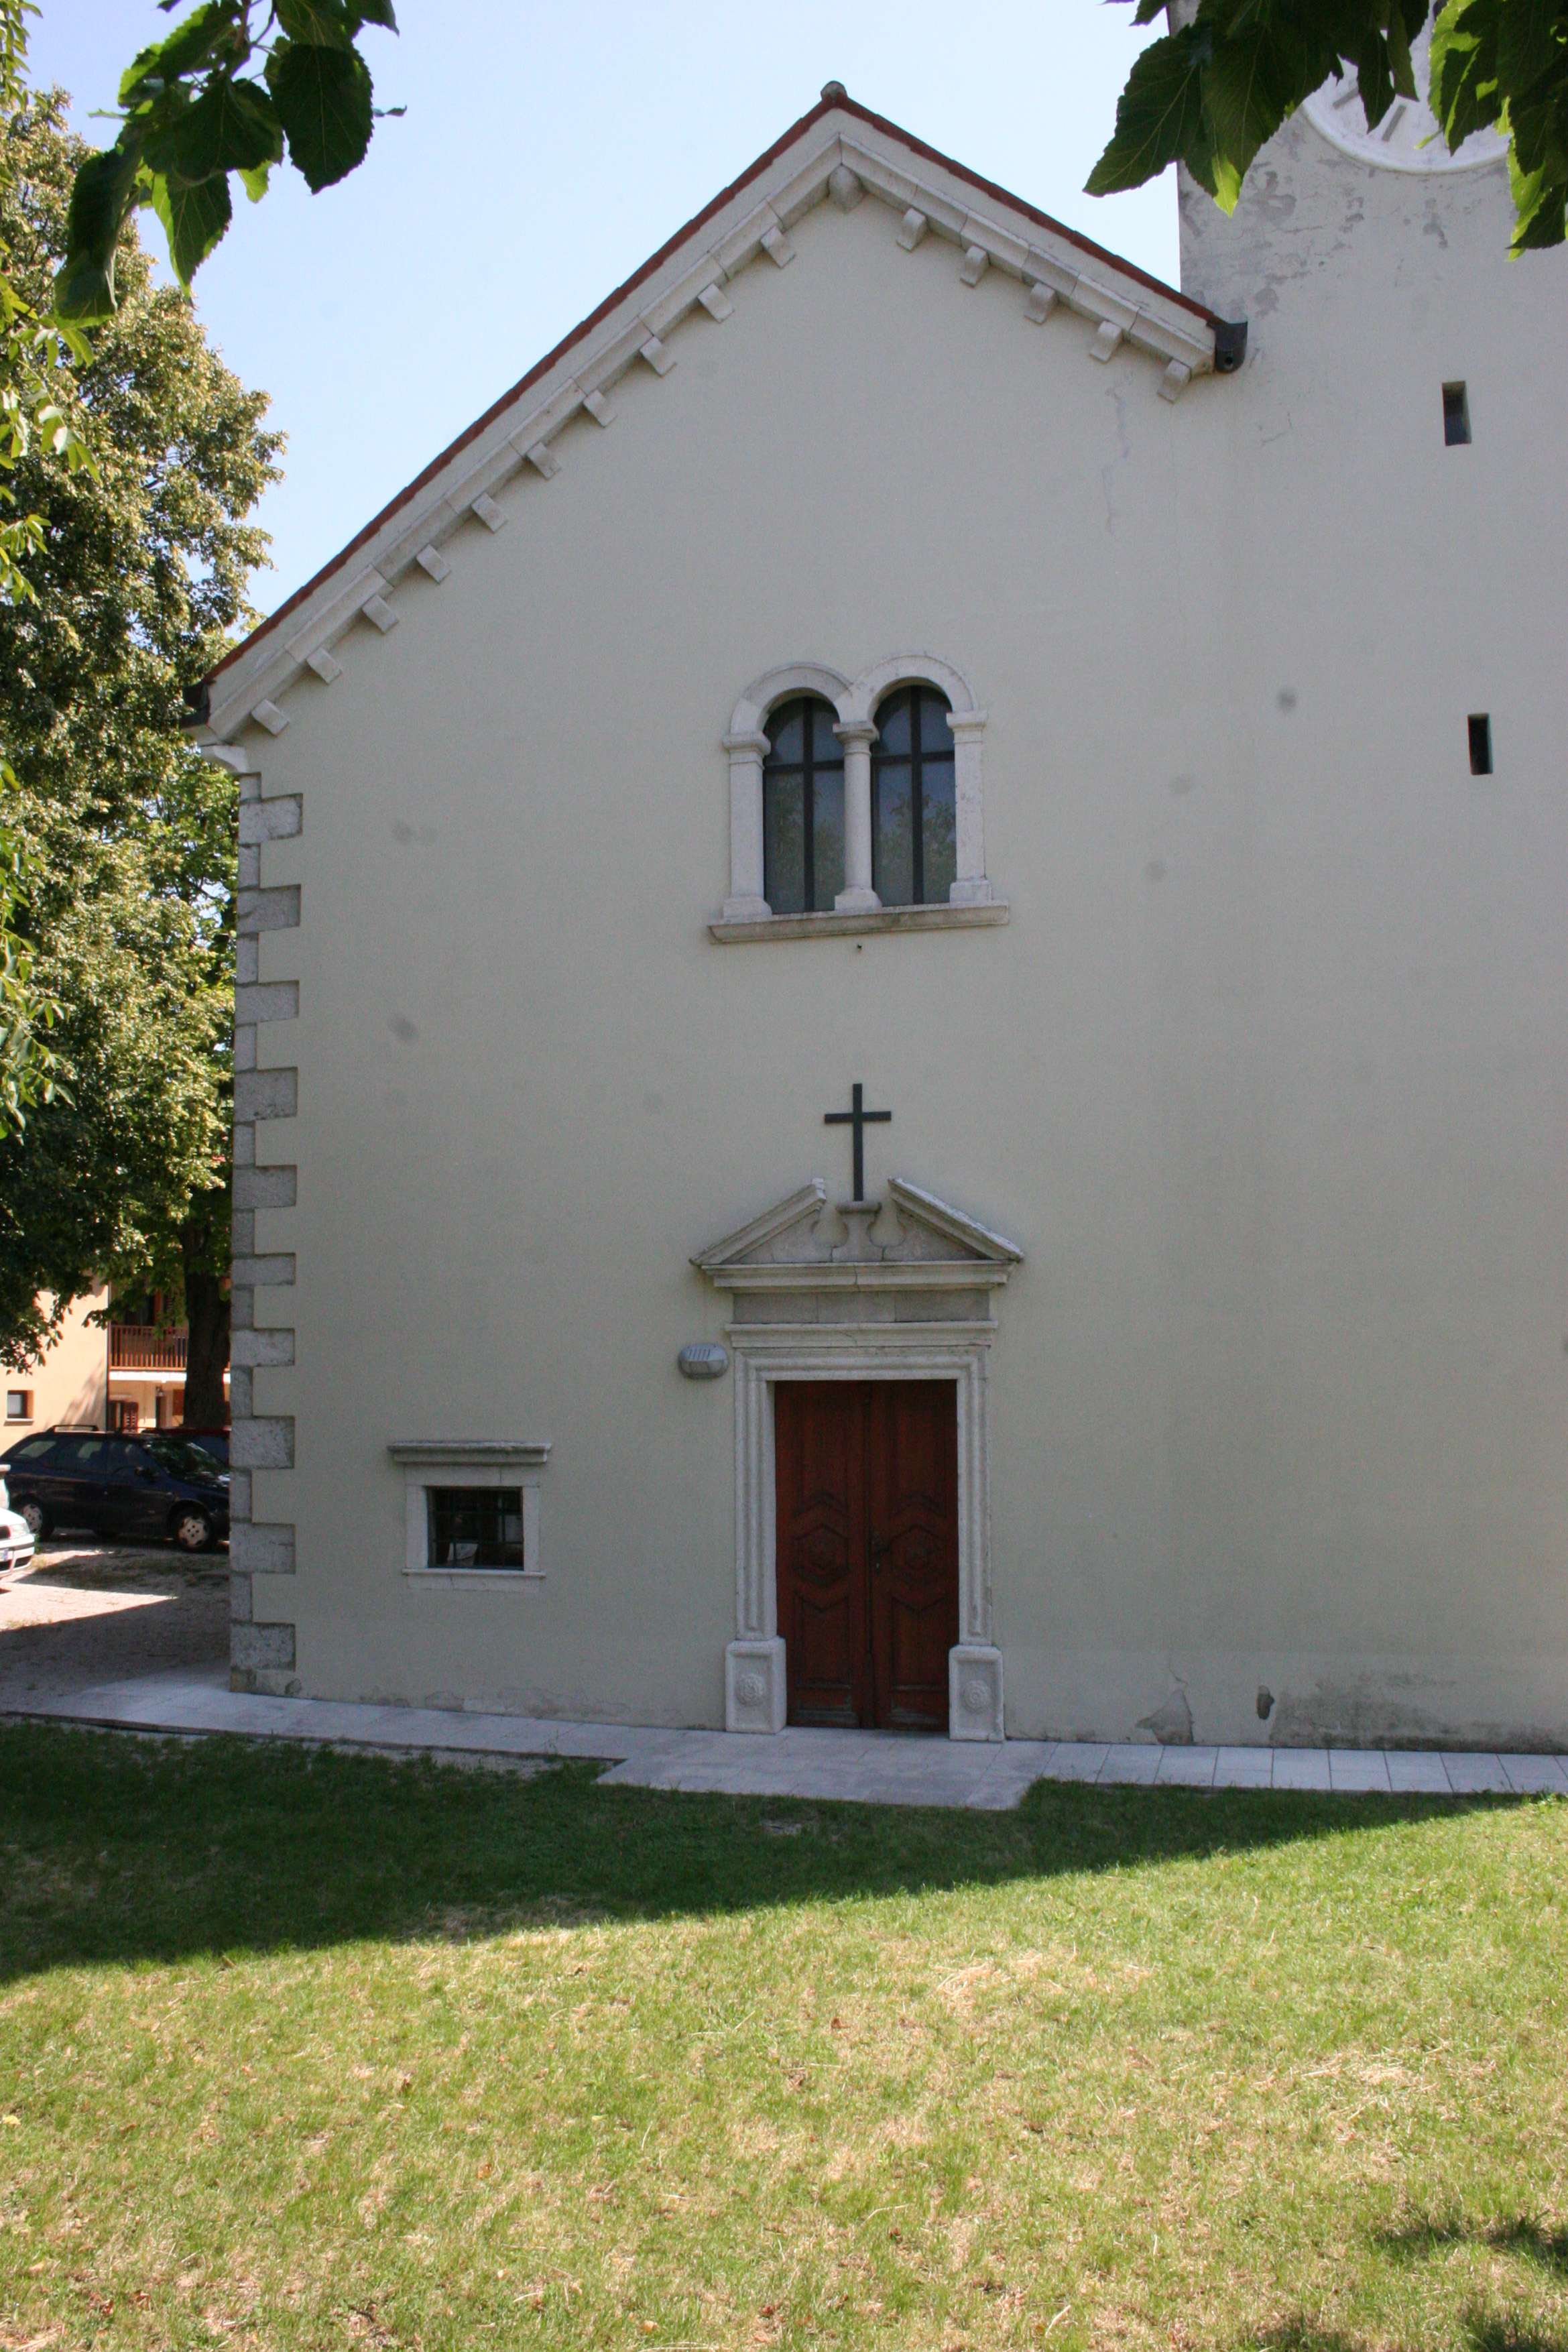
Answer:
[{"left": 694, "top": 1178, "right": 1023, "bottom": 1739}]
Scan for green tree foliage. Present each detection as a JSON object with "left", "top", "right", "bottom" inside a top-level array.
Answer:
[
  {"left": 0, "top": 95, "right": 281, "bottom": 1419},
  {"left": 1091, "top": 0, "right": 1568, "bottom": 255},
  {"left": 58, "top": 0, "right": 400, "bottom": 322},
  {"left": 0, "top": 0, "right": 93, "bottom": 1127}
]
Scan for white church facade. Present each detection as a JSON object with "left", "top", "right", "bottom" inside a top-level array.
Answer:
[{"left": 195, "top": 76, "right": 1568, "bottom": 1749}]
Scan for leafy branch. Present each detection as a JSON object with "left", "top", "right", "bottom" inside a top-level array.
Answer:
[
  {"left": 1089, "top": 0, "right": 1568, "bottom": 255},
  {"left": 0, "top": 0, "right": 93, "bottom": 1128},
  {"left": 0, "top": 840, "right": 58, "bottom": 1132},
  {"left": 57, "top": 0, "right": 402, "bottom": 320}
]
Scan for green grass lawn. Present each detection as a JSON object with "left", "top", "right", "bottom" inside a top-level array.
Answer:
[{"left": 0, "top": 1726, "right": 1564, "bottom": 2352}]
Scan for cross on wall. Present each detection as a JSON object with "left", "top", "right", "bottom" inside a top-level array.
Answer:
[{"left": 824, "top": 1081, "right": 891, "bottom": 1202}]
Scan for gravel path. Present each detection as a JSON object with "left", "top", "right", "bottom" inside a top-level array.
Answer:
[{"left": 0, "top": 1539, "right": 228, "bottom": 1708}]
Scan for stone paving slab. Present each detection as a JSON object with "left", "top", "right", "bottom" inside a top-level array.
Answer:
[
  {"left": 1499, "top": 1753, "right": 1568, "bottom": 1794},
  {"left": 1443, "top": 1753, "right": 1511, "bottom": 1793},
  {"left": 1271, "top": 1749, "right": 1334, "bottom": 1791},
  {"left": 1386, "top": 1752, "right": 1452, "bottom": 1794},
  {"left": 2, "top": 1670, "right": 1563, "bottom": 1811},
  {"left": 1044, "top": 1741, "right": 1109, "bottom": 1783},
  {"left": 1213, "top": 1746, "right": 1275, "bottom": 1788},
  {"left": 963, "top": 1742, "right": 1059, "bottom": 1810}
]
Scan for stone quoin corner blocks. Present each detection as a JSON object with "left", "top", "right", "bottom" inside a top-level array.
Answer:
[{"left": 222, "top": 750, "right": 300, "bottom": 1696}]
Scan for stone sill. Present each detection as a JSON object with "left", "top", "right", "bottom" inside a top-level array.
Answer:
[
  {"left": 403, "top": 1568, "right": 545, "bottom": 1590},
  {"left": 389, "top": 1440, "right": 550, "bottom": 1469},
  {"left": 709, "top": 900, "right": 1008, "bottom": 945}
]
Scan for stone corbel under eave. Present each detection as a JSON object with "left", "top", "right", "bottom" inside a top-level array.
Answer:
[{"left": 198, "top": 119, "right": 1239, "bottom": 748}]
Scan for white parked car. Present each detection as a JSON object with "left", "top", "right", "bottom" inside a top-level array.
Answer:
[{"left": 0, "top": 1472, "right": 35, "bottom": 1575}]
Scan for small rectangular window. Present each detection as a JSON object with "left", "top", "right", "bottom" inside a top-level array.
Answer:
[
  {"left": 427, "top": 1486, "right": 525, "bottom": 1569},
  {"left": 5, "top": 1391, "right": 31, "bottom": 1421},
  {"left": 1443, "top": 382, "right": 1471, "bottom": 445},
  {"left": 1468, "top": 713, "right": 1494, "bottom": 775}
]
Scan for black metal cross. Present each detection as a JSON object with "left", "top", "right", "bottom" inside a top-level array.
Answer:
[{"left": 824, "top": 1081, "right": 891, "bottom": 1203}]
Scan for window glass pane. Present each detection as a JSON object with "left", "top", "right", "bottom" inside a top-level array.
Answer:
[
  {"left": 427, "top": 1486, "right": 525, "bottom": 1569},
  {"left": 877, "top": 693, "right": 912, "bottom": 756},
  {"left": 9, "top": 1437, "right": 54, "bottom": 1461},
  {"left": 873, "top": 761, "right": 914, "bottom": 906},
  {"left": 56, "top": 1437, "right": 107, "bottom": 1466},
  {"left": 764, "top": 770, "right": 806, "bottom": 915},
  {"left": 919, "top": 693, "right": 955, "bottom": 754},
  {"left": 768, "top": 705, "right": 804, "bottom": 764},
  {"left": 810, "top": 704, "right": 843, "bottom": 767},
  {"left": 143, "top": 1436, "right": 219, "bottom": 1478},
  {"left": 920, "top": 761, "right": 957, "bottom": 904},
  {"left": 812, "top": 771, "right": 845, "bottom": 908}
]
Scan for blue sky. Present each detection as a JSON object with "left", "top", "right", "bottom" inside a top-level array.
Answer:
[{"left": 32, "top": 3, "right": 1177, "bottom": 618}]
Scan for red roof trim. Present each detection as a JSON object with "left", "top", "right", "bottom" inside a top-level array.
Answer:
[{"left": 212, "top": 91, "right": 1217, "bottom": 687}]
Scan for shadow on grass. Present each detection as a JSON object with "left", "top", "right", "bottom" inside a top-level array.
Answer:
[
  {"left": 1251, "top": 2316, "right": 1568, "bottom": 2352},
  {"left": 1376, "top": 2216, "right": 1568, "bottom": 2280},
  {"left": 1465, "top": 2319, "right": 1568, "bottom": 2352},
  {"left": 0, "top": 1719, "right": 1532, "bottom": 1983}
]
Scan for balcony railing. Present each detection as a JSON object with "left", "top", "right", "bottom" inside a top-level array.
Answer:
[{"left": 109, "top": 1324, "right": 188, "bottom": 1373}]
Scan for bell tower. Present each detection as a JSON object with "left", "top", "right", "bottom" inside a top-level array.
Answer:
[{"left": 1177, "top": 20, "right": 1513, "bottom": 327}]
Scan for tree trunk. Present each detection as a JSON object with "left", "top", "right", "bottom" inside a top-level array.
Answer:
[{"left": 181, "top": 1224, "right": 230, "bottom": 1428}]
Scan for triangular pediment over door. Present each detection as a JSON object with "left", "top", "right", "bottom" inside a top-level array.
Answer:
[{"left": 694, "top": 1177, "right": 1022, "bottom": 1317}]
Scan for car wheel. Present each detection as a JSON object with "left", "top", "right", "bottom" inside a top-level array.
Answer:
[
  {"left": 19, "top": 1499, "right": 48, "bottom": 1539},
  {"left": 172, "top": 1507, "right": 212, "bottom": 1554}
]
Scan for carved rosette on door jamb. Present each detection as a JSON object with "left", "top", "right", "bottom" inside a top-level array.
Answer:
[
  {"left": 228, "top": 759, "right": 300, "bottom": 1695},
  {"left": 694, "top": 1178, "right": 1022, "bottom": 1740}
]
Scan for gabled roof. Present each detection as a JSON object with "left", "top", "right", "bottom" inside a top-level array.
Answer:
[{"left": 197, "top": 85, "right": 1243, "bottom": 747}]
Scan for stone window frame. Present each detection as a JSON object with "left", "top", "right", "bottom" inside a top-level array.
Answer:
[
  {"left": 387, "top": 1439, "right": 551, "bottom": 1588},
  {"left": 713, "top": 654, "right": 1004, "bottom": 942}
]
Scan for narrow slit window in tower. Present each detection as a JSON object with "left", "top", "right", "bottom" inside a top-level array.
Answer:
[
  {"left": 1443, "top": 382, "right": 1471, "bottom": 445},
  {"left": 1468, "top": 713, "right": 1493, "bottom": 775}
]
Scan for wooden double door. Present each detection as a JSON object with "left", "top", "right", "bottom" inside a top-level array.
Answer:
[{"left": 774, "top": 1380, "right": 959, "bottom": 1731}]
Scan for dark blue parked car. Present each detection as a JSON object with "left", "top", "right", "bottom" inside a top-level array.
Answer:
[{"left": 1, "top": 1428, "right": 229, "bottom": 1551}]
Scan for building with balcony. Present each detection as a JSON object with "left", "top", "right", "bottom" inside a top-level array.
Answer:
[{"left": 4, "top": 1290, "right": 229, "bottom": 1442}]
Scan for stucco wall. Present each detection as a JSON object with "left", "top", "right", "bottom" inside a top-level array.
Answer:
[
  {"left": 234, "top": 127, "right": 1568, "bottom": 1744},
  {"left": 7, "top": 1291, "right": 108, "bottom": 1437}
]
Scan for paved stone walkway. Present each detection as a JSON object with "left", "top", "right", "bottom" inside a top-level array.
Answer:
[
  {"left": 3, "top": 1666, "right": 1564, "bottom": 1807},
  {"left": 0, "top": 1545, "right": 229, "bottom": 1708}
]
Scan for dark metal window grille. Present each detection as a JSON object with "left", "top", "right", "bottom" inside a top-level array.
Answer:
[
  {"left": 871, "top": 685, "right": 957, "bottom": 906},
  {"left": 427, "top": 1486, "right": 525, "bottom": 1569},
  {"left": 763, "top": 696, "right": 845, "bottom": 914}
]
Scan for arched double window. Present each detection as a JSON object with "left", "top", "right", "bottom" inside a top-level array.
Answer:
[
  {"left": 871, "top": 685, "right": 956, "bottom": 908},
  {"left": 718, "top": 657, "right": 996, "bottom": 935},
  {"left": 763, "top": 697, "right": 845, "bottom": 915}
]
